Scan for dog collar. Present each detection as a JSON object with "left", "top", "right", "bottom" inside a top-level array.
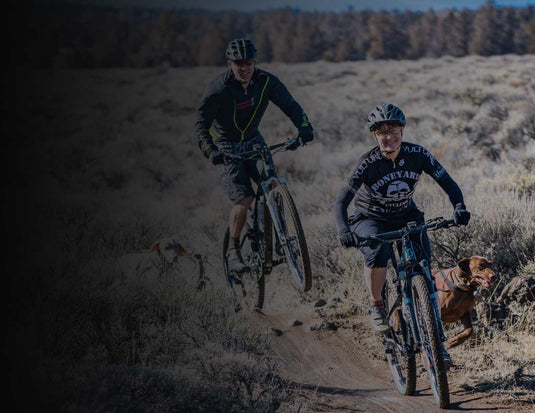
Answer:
[{"left": 436, "top": 268, "right": 475, "bottom": 293}]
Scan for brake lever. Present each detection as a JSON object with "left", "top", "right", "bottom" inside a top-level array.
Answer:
[
  {"left": 284, "top": 137, "right": 301, "bottom": 150},
  {"left": 437, "top": 220, "right": 456, "bottom": 229}
]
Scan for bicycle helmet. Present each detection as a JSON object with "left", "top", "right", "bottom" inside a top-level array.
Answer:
[
  {"left": 367, "top": 103, "right": 406, "bottom": 131},
  {"left": 226, "top": 38, "right": 257, "bottom": 61}
]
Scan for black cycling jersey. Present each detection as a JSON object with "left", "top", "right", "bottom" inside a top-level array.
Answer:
[
  {"left": 334, "top": 142, "right": 465, "bottom": 233},
  {"left": 195, "top": 68, "right": 312, "bottom": 158}
]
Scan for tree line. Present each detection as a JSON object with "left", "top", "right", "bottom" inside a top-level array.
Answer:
[{"left": 10, "top": 1, "right": 535, "bottom": 68}]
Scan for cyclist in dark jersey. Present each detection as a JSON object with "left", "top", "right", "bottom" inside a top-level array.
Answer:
[
  {"left": 333, "top": 104, "right": 470, "bottom": 362},
  {"left": 196, "top": 38, "right": 313, "bottom": 273}
]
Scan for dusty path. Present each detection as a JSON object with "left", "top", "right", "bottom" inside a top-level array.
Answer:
[
  {"left": 245, "top": 302, "right": 530, "bottom": 413},
  {"left": 257, "top": 310, "right": 441, "bottom": 412}
]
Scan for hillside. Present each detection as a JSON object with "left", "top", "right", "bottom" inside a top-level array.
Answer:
[{"left": 7, "top": 55, "right": 535, "bottom": 411}]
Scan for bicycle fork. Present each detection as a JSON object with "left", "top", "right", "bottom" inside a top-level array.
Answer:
[
  {"left": 263, "top": 194, "right": 288, "bottom": 255},
  {"left": 261, "top": 179, "right": 289, "bottom": 258},
  {"left": 399, "top": 267, "right": 423, "bottom": 348},
  {"left": 420, "top": 259, "right": 447, "bottom": 343}
]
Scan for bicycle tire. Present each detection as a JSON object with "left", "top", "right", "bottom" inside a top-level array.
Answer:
[
  {"left": 269, "top": 184, "right": 312, "bottom": 292},
  {"left": 262, "top": 200, "right": 273, "bottom": 272},
  {"left": 412, "top": 274, "right": 450, "bottom": 408},
  {"left": 383, "top": 272, "right": 417, "bottom": 396},
  {"left": 223, "top": 227, "right": 265, "bottom": 312}
]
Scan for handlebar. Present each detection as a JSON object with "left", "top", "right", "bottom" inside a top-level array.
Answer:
[
  {"left": 227, "top": 137, "right": 303, "bottom": 160},
  {"left": 353, "top": 217, "right": 457, "bottom": 247}
]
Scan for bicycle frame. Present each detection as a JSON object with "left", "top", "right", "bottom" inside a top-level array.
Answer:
[
  {"left": 357, "top": 217, "right": 455, "bottom": 407},
  {"left": 223, "top": 137, "right": 312, "bottom": 309},
  {"left": 388, "top": 243, "right": 445, "bottom": 353},
  {"left": 238, "top": 140, "right": 297, "bottom": 271},
  {"left": 374, "top": 219, "right": 455, "bottom": 351}
]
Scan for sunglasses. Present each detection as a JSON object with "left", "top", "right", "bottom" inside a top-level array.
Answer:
[
  {"left": 375, "top": 126, "right": 402, "bottom": 138},
  {"left": 232, "top": 59, "right": 255, "bottom": 67}
]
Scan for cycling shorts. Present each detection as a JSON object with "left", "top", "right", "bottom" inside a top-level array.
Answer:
[
  {"left": 217, "top": 135, "right": 266, "bottom": 204},
  {"left": 350, "top": 209, "right": 431, "bottom": 268}
]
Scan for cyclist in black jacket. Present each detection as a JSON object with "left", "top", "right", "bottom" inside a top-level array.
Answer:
[
  {"left": 333, "top": 104, "right": 470, "bottom": 350},
  {"left": 196, "top": 38, "right": 313, "bottom": 273}
]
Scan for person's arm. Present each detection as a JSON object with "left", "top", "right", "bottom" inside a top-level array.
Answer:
[
  {"left": 334, "top": 185, "right": 356, "bottom": 234},
  {"left": 333, "top": 158, "right": 366, "bottom": 246},
  {"left": 422, "top": 148, "right": 470, "bottom": 225},
  {"left": 436, "top": 173, "right": 464, "bottom": 207},
  {"left": 195, "top": 79, "right": 223, "bottom": 158},
  {"left": 421, "top": 149, "right": 464, "bottom": 207},
  {"left": 268, "top": 75, "right": 313, "bottom": 138}
]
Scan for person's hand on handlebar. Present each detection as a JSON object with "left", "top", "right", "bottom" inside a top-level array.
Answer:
[
  {"left": 298, "top": 128, "right": 314, "bottom": 144},
  {"left": 208, "top": 149, "right": 226, "bottom": 165},
  {"left": 339, "top": 228, "right": 358, "bottom": 248},
  {"left": 453, "top": 203, "right": 470, "bottom": 226},
  {"left": 366, "top": 238, "right": 382, "bottom": 249},
  {"left": 287, "top": 128, "right": 314, "bottom": 151}
]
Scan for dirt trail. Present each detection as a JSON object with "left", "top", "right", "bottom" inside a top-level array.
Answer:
[{"left": 246, "top": 302, "right": 528, "bottom": 413}]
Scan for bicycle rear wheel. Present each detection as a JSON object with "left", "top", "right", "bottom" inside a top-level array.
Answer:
[
  {"left": 412, "top": 274, "right": 450, "bottom": 408},
  {"left": 223, "top": 227, "right": 265, "bottom": 312},
  {"left": 383, "top": 272, "right": 417, "bottom": 396},
  {"left": 269, "top": 184, "right": 312, "bottom": 292}
]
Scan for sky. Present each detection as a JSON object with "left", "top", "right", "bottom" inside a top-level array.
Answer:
[{"left": 58, "top": 0, "right": 534, "bottom": 12}]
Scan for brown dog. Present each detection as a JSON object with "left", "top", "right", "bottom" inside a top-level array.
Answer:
[{"left": 433, "top": 256, "right": 498, "bottom": 347}]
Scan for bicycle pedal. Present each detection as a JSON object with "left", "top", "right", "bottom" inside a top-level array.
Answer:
[
  {"left": 381, "top": 338, "right": 395, "bottom": 353},
  {"left": 383, "top": 345, "right": 394, "bottom": 354}
]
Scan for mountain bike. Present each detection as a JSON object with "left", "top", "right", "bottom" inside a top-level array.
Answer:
[
  {"left": 222, "top": 138, "right": 312, "bottom": 313},
  {"left": 355, "top": 217, "right": 456, "bottom": 409}
]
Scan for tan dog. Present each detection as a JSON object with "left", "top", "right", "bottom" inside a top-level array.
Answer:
[
  {"left": 433, "top": 256, "right": 498, "bottom": 347},
  {"left": 151, "top": 239, "right": 207, "bottom": 290}
]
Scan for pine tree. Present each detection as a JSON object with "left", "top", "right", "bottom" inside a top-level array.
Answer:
[
  {"left": 469, "top": 1, "right": 501, "bottom": 56},
  {"left": 367, "top": 12, "right": 408, "bottom": 60}
]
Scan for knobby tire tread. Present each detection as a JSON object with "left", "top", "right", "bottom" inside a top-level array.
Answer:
[
  {"left": 412, "top": 274, "right": 450, "bottom": 408},
  {"left": 384, "top": 275, "right": 417, "bottom": 396},
  {"left": 263, "top": 203, "right": 273, "bottom": 271},
  {"left": 270, "top": 185, "right": 312, "bottom": 292}
]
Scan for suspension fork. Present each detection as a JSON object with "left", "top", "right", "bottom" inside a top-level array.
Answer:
[
  {"left": 261, "top": 178, "right": 288, "bottom": 254},
  {"left": 396, "top": 239, "right": 423, "bottom": 347},
  {"left": 420, "top": 259, "right": 447, "bottom": 342},
  {"left": 399, "top": 266, "right": 422, "bottom": 347},
  {"left": 388, "top": 245, "right": 416, "bottom": 351}
]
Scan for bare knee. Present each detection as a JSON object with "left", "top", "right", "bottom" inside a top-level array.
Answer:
[
  {"left": 364, "top": 266, "right": 387, "bottom": 305},
  {"left": 229, "top": 196, "right": 254, "bottom": 238},
  {"left": 236, "top": 196, "right": 254, "bottom": 209}
]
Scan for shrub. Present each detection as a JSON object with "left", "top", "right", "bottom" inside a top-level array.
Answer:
[
  {"left": 430, "top": 189, "right": 535, "bottom": 286},
  {"left": 9, "top": 209, "right": 286, "bottom": 412}
]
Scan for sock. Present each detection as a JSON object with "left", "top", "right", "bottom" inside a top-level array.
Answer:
[{"left": 231, "top": 237, "right": 240, "bottom": 250}]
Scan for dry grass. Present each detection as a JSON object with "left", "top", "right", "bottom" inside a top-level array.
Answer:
[{"left": 8, "top": 54, "right": 535, "bottom": 410}]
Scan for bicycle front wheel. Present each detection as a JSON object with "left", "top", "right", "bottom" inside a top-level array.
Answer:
[
  {"left": 223, "top": 227, "right": 265, "bottom": 312},
  {"left": 269, "top": 184, "right": 312, "bottom": 292},
  {"left": 383, "top": 272, "right": 417, "bottom": 396},
  {"left": 412, "top": 274, "right": 450, "bottom": 408}
]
